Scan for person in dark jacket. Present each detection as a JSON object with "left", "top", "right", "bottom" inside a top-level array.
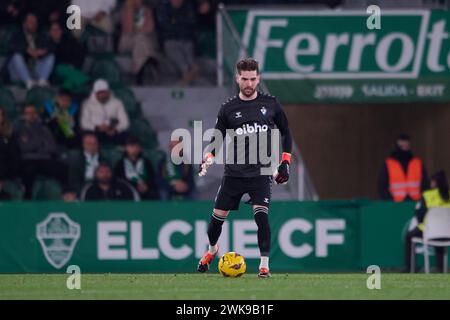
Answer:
[
  {"left": 68, "top": 132, "right": 106, "bottom": 195},
  {"left": 156, "top": 0, "right": 199, "bottom": 85},
  {"left": 48, "top": 22, "right": 86, "bottom": 69},
  {"left": 0, "top": 107, "right": 19, "bottom": 201},
  {"left": 13, "top": 104, "right": 68, "bottom": 199},
  {"left": 7, "top": 12, "right": 55, "bottom": 89},
  {"left": 115, "top": 136, "right": 160, "bottom": 200},
  {"left": 378, "top": 134, "right": 429, "bottom": 201},
  {"left": 80, "top": 162, "right": 139, "bottom": 201},
  {"left": 0, "top": 107, "right": 19, "bottom": 182}
]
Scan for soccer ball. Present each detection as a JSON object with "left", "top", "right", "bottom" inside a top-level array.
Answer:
[{"left": 218, "top": 252, "right": 246, "bottom": 277}]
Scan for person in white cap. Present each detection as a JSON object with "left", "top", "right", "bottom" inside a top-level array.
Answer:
[{"left": 80, "top": 79, "right": 130, "bottom": 145}]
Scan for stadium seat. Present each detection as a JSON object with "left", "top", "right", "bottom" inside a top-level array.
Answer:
[
  {"left": 25, "top": 87, "right": 56, "bottom": 111},
  {"left": 411, "top": 207, "right": 450, "bottom": 273},
  {"left": 0, "top": 86, "right": 17, "bottom": 120},
  {"left": 129, "top": 118, "right": 158, "bottom": 149},
  {"left": 90, "top": 58, "right": 122, "bottom": 86},
  {"left": 101, "top": 147, "right": 124, "bottom": 168},
  {"left": 113, "top": 86, "right": 141, "bottom": 118},
  {"left": 143, "top": 148, "right": 167, "bottom": 175},
  {"left": 31, "top": 177, "right": 62, "bottom": 201},
  {"left": 82, "top": 24, "right": 114, "bottom": 55},
  {"left": 2, "top": 179, "right": 23, "bottom": 200}
]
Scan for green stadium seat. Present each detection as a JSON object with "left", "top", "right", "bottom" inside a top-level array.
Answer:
[
  {"left": 25, "top": 87, "right": 56, "bottom": 112},
  {"left": 2, "top": 179, "right": 23, "bottom": 200},
  {"left": 31, "top": 177, "right": 62, "bottom": 201},
  {"left": 113, "top": 86, "right": 141, "bottom": 118},
  {"left": 129, "top": 118, "right": 158, "bottom": 149},
  {"left": 82, "top": 24, "right": 114, "bottom": 55},
  {"left": 0, "top": 87, "right": 18, "bottom": 121},
  {"left": 142, "top": 148, "right": 166, "bottom": 174},
  {"left": 101, "top": 147, "right": 124, "bottom": 168},
  {"left": 90, "top": 58, "right": 122, "bottom": 86}
]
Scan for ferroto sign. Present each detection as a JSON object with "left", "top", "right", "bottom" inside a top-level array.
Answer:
[{"left": 241, "top": 10, "right": 450, "bottom": 78}]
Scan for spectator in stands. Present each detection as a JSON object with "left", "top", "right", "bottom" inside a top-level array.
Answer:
[
  {"left": 0, "top": 107, "right": 19, "bottom": 188},
  {"left": 71, "top": 0, "right": 117, "bottom": 39},
  {"left": 68, "top": 132, "right": 106, "bottom": 195},
  {"left": 13, "top": 104, "right": 68, "bottom": 199},
  {"left": 378, "top": 134, "right": 429, "bottom": 202},
  {"left": 80, "top": 162, "right": 139, "bottom": 201},
  {"left": 62, "top": 189, "right": 78, "bottom": 202},
  {"left": 8, "top": 12, "right": 55, "bottom": 89},
  {"left": 25, "top": 0, "right": 70, "bottom": 28},
  {"left": 48, "top": 22, "right": 89, "bottom": 90},
  {"left": 80, "top": 79, "right": 130, "bottom": 145},
  {"left": 119, "top": 0, "right": 160, "bottom": 85},
  {"left": 164, "top": 138, "right": 195, "bottom": 200},
  {"left": 156, "top": 0, "right": 199, "bottom": 86},
  {"left": 0, "top": 1, "right": 26, "bottom": 26},
  {"left": 115, "top": 136, "right": 160, "bottom": 200},
  {"left": 405, "top": 170, "right": 449, "bottom": 273},
  {"left": 43, "top": 88, "right": 80, "bottom": 149},
  {"left": 49, "top": 22, "right": 86, "bottom": 70}
]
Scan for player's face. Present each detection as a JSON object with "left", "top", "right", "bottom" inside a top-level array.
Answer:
[
  {"left": 236, "top": 70, "right": 260, "bottom": 98},
  {"left": 397, "top": 139, "right": 411, "bottom": 151}
]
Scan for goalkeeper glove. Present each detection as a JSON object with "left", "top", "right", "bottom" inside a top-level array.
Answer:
[
  {"left": 274, "top": 153, "right": 291, "bottom": 184},
  {"left": 198, "top": 153, "right": 214, "bottom": 177}
]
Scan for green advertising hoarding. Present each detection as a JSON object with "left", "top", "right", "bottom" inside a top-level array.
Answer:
[
  {"left": 224, "top": 9, "right": 450, "bottom": 103},
  {"left": 0, "top": 201, "right": 422, "bottom": 273}
]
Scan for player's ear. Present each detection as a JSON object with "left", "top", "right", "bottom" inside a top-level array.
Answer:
[{"left": 235, "top": 73, "right": 240, "bottom": 84}]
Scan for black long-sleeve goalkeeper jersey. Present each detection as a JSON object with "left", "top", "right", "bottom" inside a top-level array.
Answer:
[{"left": 210, "top": 91, "right": 292, "bottom": 177}]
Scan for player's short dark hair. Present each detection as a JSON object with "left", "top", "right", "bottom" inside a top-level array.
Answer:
[
  {"left": 397, "top": 133, "right": 411, "bottom": 141},
  {"left": 236, "top": 58, "right": 259, "bottom": 75}
]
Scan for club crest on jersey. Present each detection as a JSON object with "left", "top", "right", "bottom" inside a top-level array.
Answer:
[
  {"left": 235, "top": 112, "right": 242, "bottom": 118},
  {"left": 260, "top": 107, "right": 267, "bottom": 115}
]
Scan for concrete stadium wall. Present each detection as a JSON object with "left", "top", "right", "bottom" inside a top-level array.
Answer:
[{"left": 284, "top": 103, "right": 450, "bottom": 199}]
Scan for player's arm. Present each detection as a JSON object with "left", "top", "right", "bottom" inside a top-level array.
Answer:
[
  {"left": 199, "top": 106, "right": 227, "bottom": 176},
  {"left": 273, "top": 101, "right": 293, "bottom": 184}
]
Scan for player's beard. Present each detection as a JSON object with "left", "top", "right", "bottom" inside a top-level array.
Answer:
[{"left": 241, "top": 86, "right": 256, "bottom": 98}]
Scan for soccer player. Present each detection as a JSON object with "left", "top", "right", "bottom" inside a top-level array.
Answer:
[{"left": 197, "top": 58, "right": 292, "bottom": 278}]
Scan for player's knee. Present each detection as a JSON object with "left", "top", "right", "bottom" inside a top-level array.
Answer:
[
  {"left": 213, "top": 209, "right": 229, "bottom": 218},
  {"left": 253, "top": 206, "right": 269, "bottom": 227}
]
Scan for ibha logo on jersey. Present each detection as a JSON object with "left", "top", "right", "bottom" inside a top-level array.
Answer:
[{"left": 235, "top": 123, "right": 269, "bottom": 135}]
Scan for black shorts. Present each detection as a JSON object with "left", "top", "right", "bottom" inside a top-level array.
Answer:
[{"left": 214, "top": 175, "right": 273, "bottom": 211}]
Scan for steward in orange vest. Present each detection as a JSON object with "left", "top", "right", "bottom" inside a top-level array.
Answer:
[{"left": 378, "top": 134, "right": 429, "bottom": 202}]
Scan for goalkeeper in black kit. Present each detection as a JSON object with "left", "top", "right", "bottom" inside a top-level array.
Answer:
[{"left": 197, "top": 58, "right": 293, "bottom": 278}]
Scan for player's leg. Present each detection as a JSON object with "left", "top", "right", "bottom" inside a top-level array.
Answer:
[
  {"left": 197, "top": 209, "right": 229, "bottom": 273},
  {"left": 198, "top": 177, "right": 242, "bottom": 273},
  {"left": 253, "top": 204, "right": 271, "bottom": 278},
  {"left": 248, "top": 176, "right": 273, "bottom": 278},
  {"left": 207, "top": 208, "right": 229, "bottom": 254}
]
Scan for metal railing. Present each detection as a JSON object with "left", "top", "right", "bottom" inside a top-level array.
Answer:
[{"left": 216, "top": 4, "right": 319, "bottom": 201}]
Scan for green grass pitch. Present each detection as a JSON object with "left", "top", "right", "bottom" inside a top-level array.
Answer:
[{"left": 1, "top": 273, "right": 450, "bottom": 300}]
